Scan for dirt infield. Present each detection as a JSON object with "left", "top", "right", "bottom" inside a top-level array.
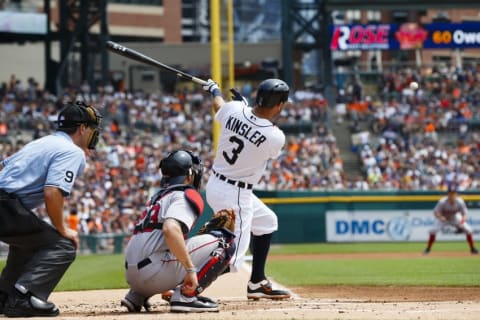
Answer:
[
  {"left": 48, "top": 287, "right": 480, "bottom": 320},
  {"left": 45, "top": 252, "right": 480, "bottom": 320}
]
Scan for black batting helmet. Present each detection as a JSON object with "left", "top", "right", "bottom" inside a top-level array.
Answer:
[
  {"left": 159, "top": 150, "right": 203, "bottom": 189},
  {"left": 255, "top": 78, "right": 290, "bottom": 108}
]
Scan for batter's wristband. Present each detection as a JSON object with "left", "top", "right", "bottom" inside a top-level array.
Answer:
[
  {"left": 211, "top": 88, "right": 221, "bottom": 97},
  {"left": 185, "top": 267, "right": 196, "bottom": 273}
]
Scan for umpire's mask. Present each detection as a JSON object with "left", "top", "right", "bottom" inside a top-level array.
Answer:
[{"left": 57, "top": 101, "right": 103, "bottom": 150}]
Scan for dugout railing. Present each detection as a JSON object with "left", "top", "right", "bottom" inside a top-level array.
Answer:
[{"left": 79, "top": 233, "right": 129, "bottom": 254}]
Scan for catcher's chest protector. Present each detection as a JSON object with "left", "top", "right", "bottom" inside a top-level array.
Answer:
[{"left": 134, "top": 185, "right": 204, "bottom": 234}]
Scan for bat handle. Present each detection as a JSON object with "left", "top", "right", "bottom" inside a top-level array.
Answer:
[{"left": 191, "top": 77, "right": 208, "bottom": 86}]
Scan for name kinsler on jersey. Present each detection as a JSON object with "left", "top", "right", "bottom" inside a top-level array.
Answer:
[{"left": 225, "top": 115, "right": 267, "bottom": 147}]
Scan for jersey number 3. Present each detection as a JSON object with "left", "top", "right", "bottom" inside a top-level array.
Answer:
[{"left": 223, "top": 136, "right": 244, "bottom": 165}]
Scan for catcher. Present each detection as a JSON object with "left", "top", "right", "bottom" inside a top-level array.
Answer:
[
  {"left": 121, "top": 150, "right": 236, "bottom": 313},
  {"left": 423, "top": 185, "right": 478, "bottom": 254}
]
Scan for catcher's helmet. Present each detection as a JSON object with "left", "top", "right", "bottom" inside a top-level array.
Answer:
[
  {"left": 159, "top": 150, "right": 203, "bottom": 189},
  {"left": 255, "top": 78, "right": 290, "bottom": 108}
]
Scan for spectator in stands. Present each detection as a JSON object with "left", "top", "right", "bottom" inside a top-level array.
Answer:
[
  {"left": 1, "top": 70, "right": 480, "bottom": 242},
  {"left": 66, "top": 208, "right": 79, "bottom": 232},
  {"left": 0, "top": 121, "right": 8, "bottom": 141}
]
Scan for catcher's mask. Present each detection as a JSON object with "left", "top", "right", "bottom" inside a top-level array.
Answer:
[
  {"left": 159, "top": 150, "right": 203, "bottom": 189},
  {"left": 57, "top": 101, "right": 103, "bottom": 150}
]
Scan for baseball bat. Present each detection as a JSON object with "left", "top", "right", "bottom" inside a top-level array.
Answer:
[{"left": 106, "top": 40, "right": 209, "bottom": 86}]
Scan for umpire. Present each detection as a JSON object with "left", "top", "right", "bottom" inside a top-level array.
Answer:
[{"left": 0, "top": 101, "right": 102, "bottom": 317}]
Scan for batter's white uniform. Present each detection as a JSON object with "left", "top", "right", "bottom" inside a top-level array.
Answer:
[
  {"left": 206, "top": 101, "right": 285, "bottom": 271},
  {"left": 429, "top": 196, "right": 473, "bottom": 234},
  {"left": 124, "top": 188, "right": 220, "bottom": 302}
]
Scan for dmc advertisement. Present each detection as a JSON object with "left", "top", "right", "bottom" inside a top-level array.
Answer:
[
  {"left": 326, "top": 209, "right": 480, "bottom": 242},
  {"left": 330, "top": 22, "right": 480, "bottom": 51}
]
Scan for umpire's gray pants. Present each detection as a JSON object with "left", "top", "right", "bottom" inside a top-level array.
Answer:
[{"left": 0, "top": 190, "right": 76, "bottom": 300}]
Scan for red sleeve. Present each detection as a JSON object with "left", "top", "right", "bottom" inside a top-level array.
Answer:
[{"left": 184, "top": 188, "right": 204, "bottom": 217}]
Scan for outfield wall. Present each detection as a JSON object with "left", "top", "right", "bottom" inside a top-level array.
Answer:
[
  {"left": 194, "top": 190, "right": 480, "bottom": 244},
  {"left": 78, "top": 190, "right": 480, "bottom": 254}
]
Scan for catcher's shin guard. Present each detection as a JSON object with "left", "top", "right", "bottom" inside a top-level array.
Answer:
[{"left": 195, "top": 237, "right": 236, "bottom": 294}]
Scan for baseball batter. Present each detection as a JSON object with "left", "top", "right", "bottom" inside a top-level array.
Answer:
[
  {"left": 121, "top": 150, "right": 236, "bottom": 313},
  {"left": 202, "top": 79, "right": 291, "bottom": 300},
  {"left": 424, "top": 185, "right": 478, "bottom": 254},
  {"left": 0, "top": 101, "right": 102, "bottom": 317}
]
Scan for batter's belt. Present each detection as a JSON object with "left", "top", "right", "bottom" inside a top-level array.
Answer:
[{"left": 212, "top": 169, "right": 253, "bottom": 190}]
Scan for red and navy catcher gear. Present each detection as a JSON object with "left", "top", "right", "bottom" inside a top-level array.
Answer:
[
  {"left": 195, "top": 236, "right": 235, "bottom": 295},
  {"left": 133, "top": 185, "right": 204, "bottom": 235},
  {"left": 194, "top": 209, "right": 236, "bottom": 294},
  {"left": 134, "top": 150, "right": 205, "bottom": 235}
]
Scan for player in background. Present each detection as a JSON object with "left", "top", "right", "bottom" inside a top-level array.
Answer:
[
  {"left": 202, "top": 78, "right": 291, "bottom": 300},
  {"left": 121, "top": 150, "right": 235, "bottom": 313},
  {"left": 424, "top": 185, "right": 478, "bottom": 255},
  {"left": 0, "top": 101, "right": 102, "bottom": 317}
]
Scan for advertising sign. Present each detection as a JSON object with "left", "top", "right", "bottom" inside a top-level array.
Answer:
[
  {"left": 331, "top": 24, "right": 393, "bottom": 50},
  {"left": 0, "top": 12, "right": 47, "bottom": 34},
  {"left": 331, "top": 22, "right": 480, "bottom": 51},
  {"left": 424, "top": 22, "right": 480, "bottom": 49},
  {"left": 326, "top": 209, "right": 480, "bottom": 242}
]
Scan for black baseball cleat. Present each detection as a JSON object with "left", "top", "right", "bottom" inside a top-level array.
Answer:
[
  {"left": 170, "top": 289, "right": 218, "bottom": 313},
  {"left": 423, "top": 248, "right": 430, "bottom": 255},
  {"left": 471, "top": 248, "right": 479, "bottom": 254},
  {"left": 197, "top": 295, "right": 217, "bottom": 304},
  {"left": 247, "top": 279, "right": 291, "bottom": 300},
  {"left": 120, "top": 297, "right": 152, "bottom": 312},
  {"left": 143, "top": 299, "right": 152, "bottom": 312},
  {"left": 3, "top": 287, "right": 59, "bottom": 317},
  {"left": 0, "top": 291, "right": 8, "bottom": 314}
]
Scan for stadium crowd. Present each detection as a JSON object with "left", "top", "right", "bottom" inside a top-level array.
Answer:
[
  {"left": 347, "top": 65, "right": 480, "bottom": 191},
  {"left": 1, "top": 65, "right": 479, "bottom": 241}
]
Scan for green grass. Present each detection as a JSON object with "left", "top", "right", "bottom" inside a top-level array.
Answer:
[
  {"left": 55, "top": 254, "right": 128, "bottom": 291},
  {"left": 269, "top": 241, "right": 472, "bottom": 254},
  {"left": 267, "top": 242, "right": 480, "bottom": 287},
  {"left": 0, "top": 242, "right": 477, "bottom": 291},
  {"left": 267, "top": 258, "right": 479, "bottom": 286}
]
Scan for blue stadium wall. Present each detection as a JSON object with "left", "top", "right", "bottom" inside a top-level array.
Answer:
[{"left": 192, "top": 190, "right": 480, "bottom": 243}]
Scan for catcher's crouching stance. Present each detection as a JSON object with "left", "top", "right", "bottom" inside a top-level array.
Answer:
[{"left": 121, "top": 150, "right": 236, "bottom": 313}]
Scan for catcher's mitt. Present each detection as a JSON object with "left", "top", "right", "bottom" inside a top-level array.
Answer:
[{"left": 198, "top": 208, "right": 235, "bottom": 235}]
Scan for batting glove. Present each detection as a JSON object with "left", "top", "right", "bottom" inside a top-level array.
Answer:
[
  {"left": 230, "top": 88, "right": 248, "bottom": 106},
  {"left": 203, "top": 79, "right": 221, "bottom": 97}
]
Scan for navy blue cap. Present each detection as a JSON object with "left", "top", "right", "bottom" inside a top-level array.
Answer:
[
  {"left": 57, "top": 101, "right": 101, "bottom": 129},
  {"left": 447, "top": 184, "right": 457, "bottom": 193}
]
